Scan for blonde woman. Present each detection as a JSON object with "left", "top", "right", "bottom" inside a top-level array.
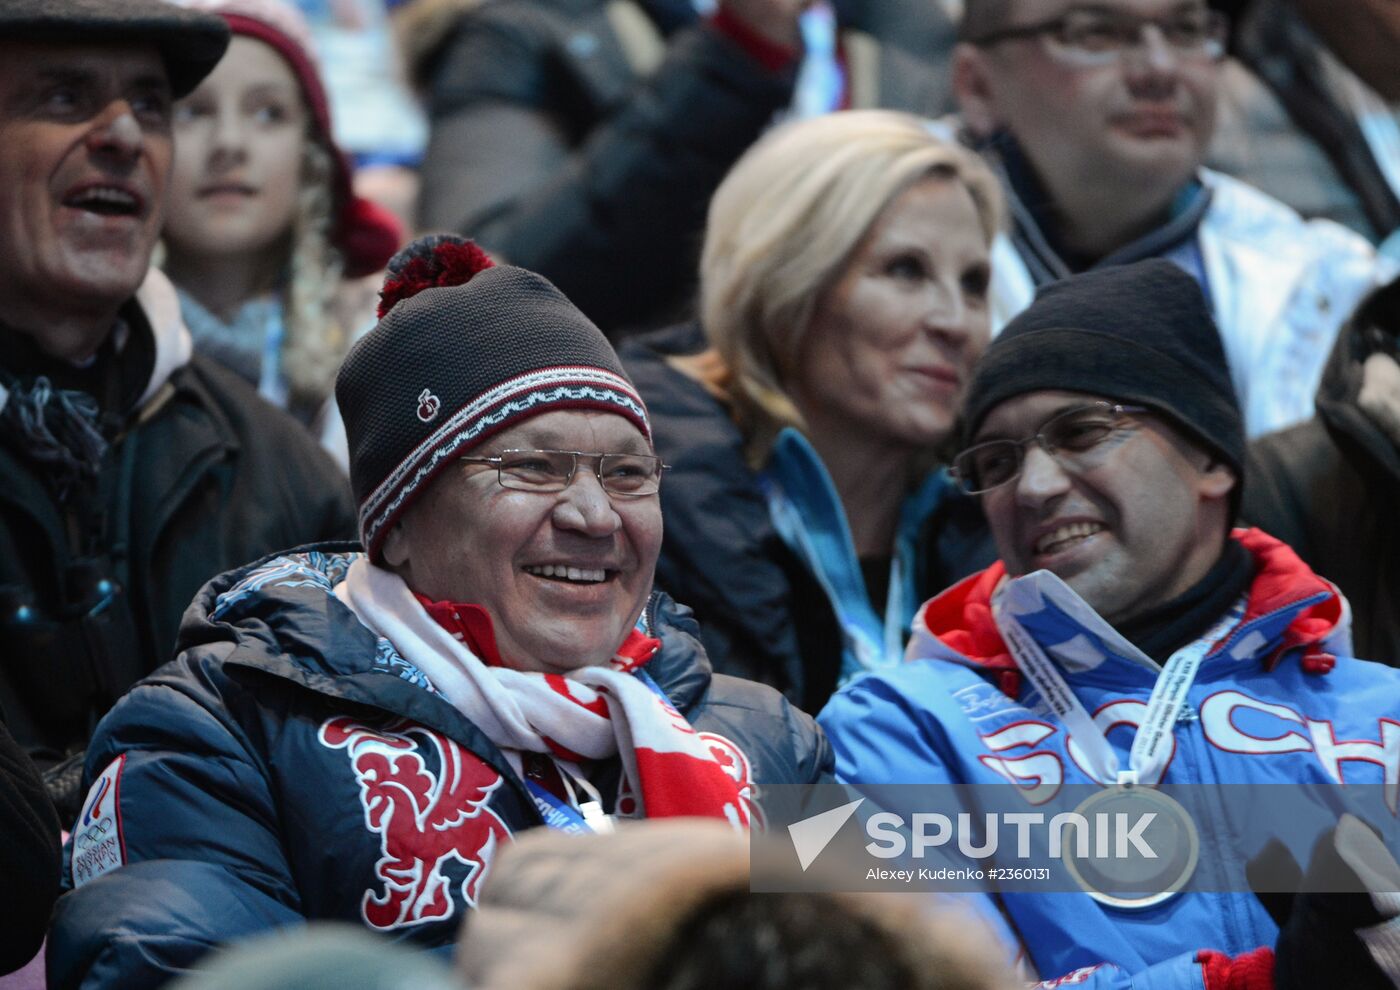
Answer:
[
  {"left": 162, "top": 0, "right": 400, "bottom": 446},
  {"left": 620, "top": 110, "right": 1002, "bottom": 712}
]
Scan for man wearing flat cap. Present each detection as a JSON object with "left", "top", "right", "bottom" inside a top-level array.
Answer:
[
  {"left": 822, "top": 260, "right": 1400, "bottom": 988},
  {"left": 0, "top": 0, "right": 357, "bottom": 824}
]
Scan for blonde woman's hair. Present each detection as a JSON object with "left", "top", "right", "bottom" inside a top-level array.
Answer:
[
  {"left": 696, "top": 110, "right": 1003, "bottom": 465},
  {"left": 281, "top": 137, "right": 349, "bottom": 420}
]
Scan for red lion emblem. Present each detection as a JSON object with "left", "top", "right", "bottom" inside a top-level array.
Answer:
[{"left": 320, "top": 717, "right": 512, "bottom": 929}]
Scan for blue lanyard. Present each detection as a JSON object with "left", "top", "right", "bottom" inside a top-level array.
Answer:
[{"left": 526, "top": 779, "right": 597, "bottom": 834}]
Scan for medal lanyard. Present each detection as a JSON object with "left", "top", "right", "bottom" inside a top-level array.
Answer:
[
  {"left": 527, "top": 763, "right": 615, "bottom": 834},
  {"left": 994, "top": 602, "right": 1226, "bottom": 786},
  {"left": 526, "top": 672, "right": 672, "bottom": 835}
]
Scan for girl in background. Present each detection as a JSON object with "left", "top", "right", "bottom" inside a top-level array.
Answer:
[{"left": 163, "top": 0, "right": 401, "bottom": 459}]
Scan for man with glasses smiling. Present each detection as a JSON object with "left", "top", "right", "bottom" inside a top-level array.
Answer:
[
  {"left": 821, "top": 260, "right": 1400, "bottom": 989},
  {"left": 49, "top": 236, "right": 827, "bottom": 987},
  {"left": 948, "top": 0, "right": 1390, "bottom": 439}
]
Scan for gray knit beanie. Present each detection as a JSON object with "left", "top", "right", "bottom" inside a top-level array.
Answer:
[{"left": 336, "top": 236, "right": 650, "bottom": 562}]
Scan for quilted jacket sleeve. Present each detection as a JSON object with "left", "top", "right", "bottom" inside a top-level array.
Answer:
[
  {"left": 47, "top": 654, "right": 303, "bottom": 990},
  {"left": 417, "top": 5, "right": 795, "bottom": 333}
]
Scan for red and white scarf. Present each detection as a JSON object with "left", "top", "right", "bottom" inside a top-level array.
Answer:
[{"left": 335, "top": 557, "right": 752, "bottom": 827}]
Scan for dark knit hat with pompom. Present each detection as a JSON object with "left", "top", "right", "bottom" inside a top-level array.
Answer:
[{"left": 337, "top": 235, "right": 651, "bottom": 561}]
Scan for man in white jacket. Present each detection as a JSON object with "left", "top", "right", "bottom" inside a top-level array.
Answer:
[{"left": 950, "top": 0, "right": 1392, "bottom": 437}]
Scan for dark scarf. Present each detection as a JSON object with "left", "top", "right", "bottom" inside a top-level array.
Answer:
[
  {"left": 0, "top": 306, "right": 156, "bottom": 500},
  {"left": 1116, "top": 539, "right": 1255, "bottom": 664},
  {"left": 981, "top": 130, "right": 1213, "bottom": 283}
]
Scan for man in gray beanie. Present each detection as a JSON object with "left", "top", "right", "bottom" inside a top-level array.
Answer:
[
  {"left": 0, "top": 0, "right": 356, "bottom": 826},
  {"left": 821, "top": 260, "right": 1400, "bottom": 989}
]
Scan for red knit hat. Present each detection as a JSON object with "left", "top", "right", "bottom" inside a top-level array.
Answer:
[{"left": 180, "top": 0, "right": 402, "bottom": 278}]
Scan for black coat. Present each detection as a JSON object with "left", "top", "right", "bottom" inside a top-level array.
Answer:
[
  {"left": 0, "top": 715, "right": 60, "bottom": 976},
  {"left": 1244, "top": 280, "right": 1400, "bottom": 665},
  {"left": 621, "top": 323, "right": 996, "bottom": 712},
  {"left": 0, "top": 305, "right": 357, "bottom": 816},
  {"left": 414, "top": 0, "right": 949, "bottom": 336}
]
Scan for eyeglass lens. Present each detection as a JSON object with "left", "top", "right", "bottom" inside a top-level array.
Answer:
[
  {"left": 495, "top": 450, "right": 663, "bottom": 495},
  {"left": 957, "top": 405, "right": 1127, "bottom": 493},
  {"left": 1052, "top": 8, "right": 1224, "bottom": 59}
]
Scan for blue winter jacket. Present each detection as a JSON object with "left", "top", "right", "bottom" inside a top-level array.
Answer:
[
  {"left": 48, "top": 547, "right": 831, "bottom": 989},
  {"left": 821, "top": 529, "right": 1400, "bottom": 989}
]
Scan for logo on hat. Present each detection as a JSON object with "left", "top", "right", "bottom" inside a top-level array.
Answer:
[{"left": 416, "top": 389, "right": 441, "bottom": 423}]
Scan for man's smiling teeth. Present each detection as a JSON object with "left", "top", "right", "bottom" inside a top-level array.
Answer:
[
  {"left": 68, "top": 187, "right": 138, "bottom": 214},
  {"left": 524, "top": 564, "right": 607, "bottom": 584},
  {"left": 1035, "top": 521, "right": 1105, "bottom": 555}
]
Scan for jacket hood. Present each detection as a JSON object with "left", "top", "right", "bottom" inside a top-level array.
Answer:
[{"left": 912, "top": 528, "right": 1349, "bottom": 694}]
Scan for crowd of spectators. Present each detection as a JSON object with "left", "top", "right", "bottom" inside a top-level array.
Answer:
[{"left": 3, "top": 0, "right": 1400, "bottom": 987}]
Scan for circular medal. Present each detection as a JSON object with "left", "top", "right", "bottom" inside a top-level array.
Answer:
[{"left": 1063, "top": 786, "right": 1199, "bottom": 910}]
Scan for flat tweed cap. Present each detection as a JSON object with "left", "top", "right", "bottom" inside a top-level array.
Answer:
[
  {"left": 0, "top": 0, "right": 230, "bottom": 98},
  {"left": 963, "top": 258, "right": 1245, "bottom": 475},
  {"left": 338, "top": 255, "right": 650, "bottom": 562}
]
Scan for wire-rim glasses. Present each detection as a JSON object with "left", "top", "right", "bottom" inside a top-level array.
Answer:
[
  {"left": 459, "top": 449, "right": 668, "bottom": 497},
  {"left": 952, "top": 402, "right": 1148, "bottom": 494},
  {"left": 966, "top": 7, "right": 1227, "bottom": 67}
]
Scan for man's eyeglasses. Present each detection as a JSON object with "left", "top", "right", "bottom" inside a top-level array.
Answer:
[
  {"left": 966, "top": 7, "right": 1227, "bottom": 67},
  {"left": 459, "top": 449, "right": 668, "bottom": 497},
  {"left": 951, "top": 402, "right": 1147, "bottom": 494}
]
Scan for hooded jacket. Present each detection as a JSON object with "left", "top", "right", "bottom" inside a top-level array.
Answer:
[
  {"left": 47, "top": 547, "right": 830, "bottom": 990},
  {"left": 0, "top": 269, "right": 357, "bottom": 817},
  {"left": 820, "top": 529, "right": 1400, "bottom": 989},
  {"left": 1245, "top": 278, "right": 1400, "bottom": 665}
]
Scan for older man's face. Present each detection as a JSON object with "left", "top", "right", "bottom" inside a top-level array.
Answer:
[
  {"left": 957, "top": 0, "right": 1220, "bottom": 211},
  {"left": 0, "top": 42, "right": 173, "bottom": 326},
  {"left": 385, "top": 409, "right": 664, "bottom": 675}
]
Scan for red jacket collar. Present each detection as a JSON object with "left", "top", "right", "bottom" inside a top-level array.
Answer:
[
  {"left": 919, "top": 528, "right": 1343, "bottom": 692},
  {"left": 412, "top": 594, "right": 662, "bottom": 673}
]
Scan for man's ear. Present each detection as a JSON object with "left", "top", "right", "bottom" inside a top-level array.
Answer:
[
  {"left": 1198, "top": 459, "right": 1238, "bottom": 500},
  {"left": 952, "top": 43, "right": 1002, "bottom": 138},
  {"left": 381, "top": 520, "right": 411, "bottom": 570}
]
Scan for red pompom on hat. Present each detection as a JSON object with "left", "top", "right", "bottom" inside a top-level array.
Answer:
[
  {"left": 180, "top": 0, "right": 403, "bottom": 277},
  {"left": 338, "top": 235, "right": 650, "bottom": 562},
  {"left": 377, "top": 236, "right": 496, "bottom": 319}
]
